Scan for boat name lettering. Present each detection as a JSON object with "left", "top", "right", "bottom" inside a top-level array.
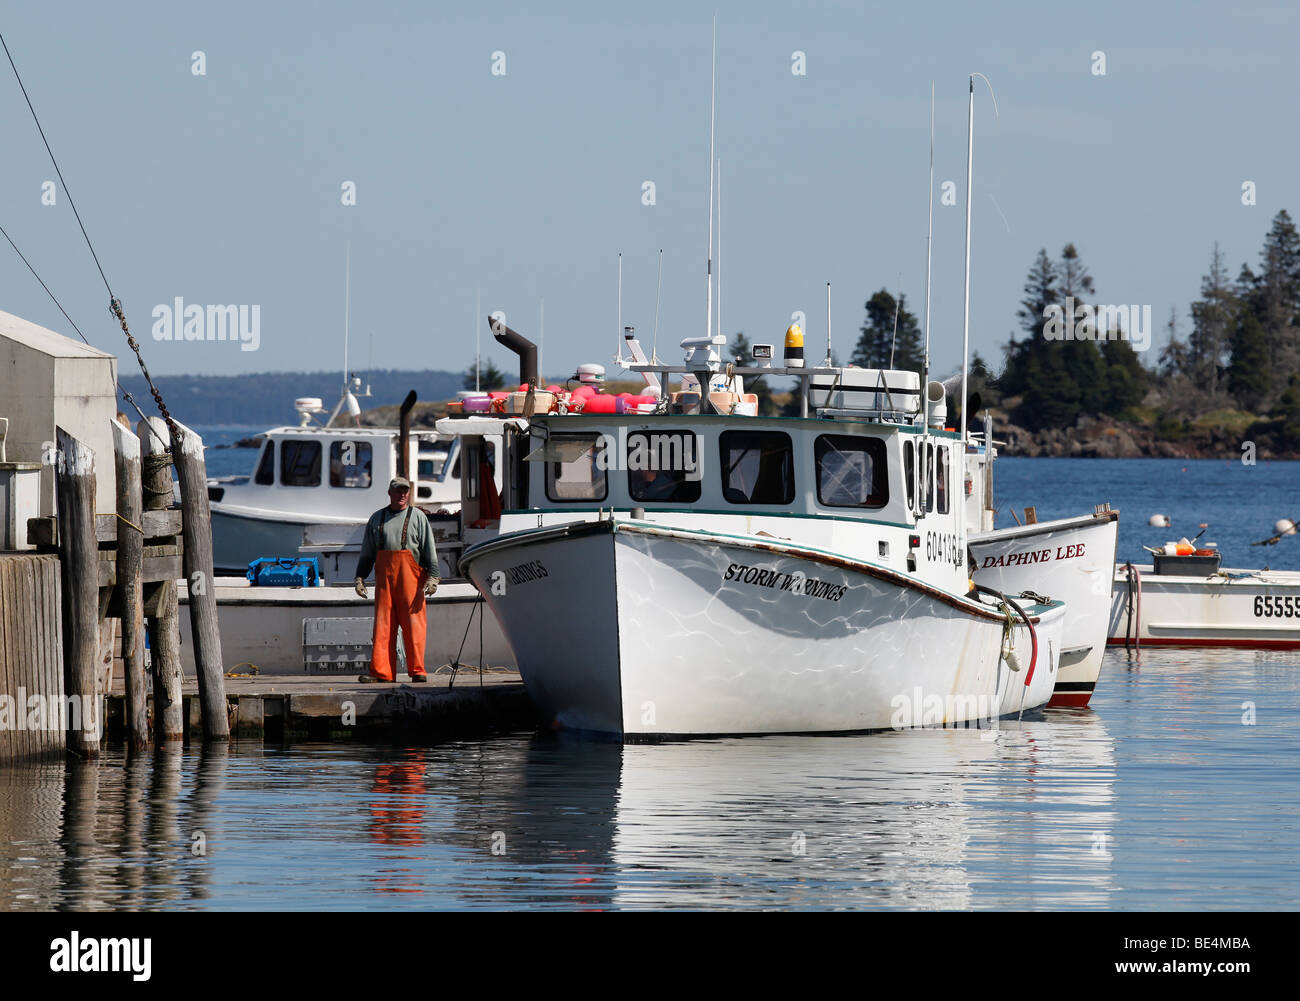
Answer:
[
  {"left": 979, "top": 542, "right": 1087, "bottom": 570},
  {"left": 722, "top": 563, "right": 847, "bottom": 601},
  {"left": 506, "top": 560, "right": 549, "bottom": 586}
]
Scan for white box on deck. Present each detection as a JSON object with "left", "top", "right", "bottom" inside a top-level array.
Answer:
[{"left": 808, "top": 368, "right": 921, "bottom": 413}]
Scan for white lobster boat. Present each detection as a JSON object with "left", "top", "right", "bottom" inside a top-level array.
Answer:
[
  {"left": 452, "top": 340, "right": 1064, "bottom": 740},
  {"left": 969, "top": 507, "right": 1119, "bottom": 707},
  {"left": 1109, "top": 552, "right": 1300, "bottom": 649},
  {"left": 207, "top": 393, "right": 463, "bottom": 573}
]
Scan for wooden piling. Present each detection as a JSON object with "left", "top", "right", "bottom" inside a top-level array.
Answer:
[
  {"left": 170, "top": 420, "right": 229, "bottom": 740},
  {"left": 146, "top": 580, "right": 185, "bottom": 741},
  {"left": 139, "top": 418, "right": 184, "bottom": 741},
  {"left": 55, "top": 427, "right": 101, "bottom": 758},
  {"left": 112, "top": 419, "right": 149, "bottom": 752}
]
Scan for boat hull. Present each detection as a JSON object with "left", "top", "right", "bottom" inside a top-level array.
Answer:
[
  {"left": 1109, "top": 565, "right": 1300, "bottom": 649},
  {"left": 210, "top": 508, "right": 328, "bottom": 574},
  {"left": 970, "top": 511, "right": 1118, "bottom": 707},
  {"left": 462, "top": 520, "right": 1063, "bottom": 739}
]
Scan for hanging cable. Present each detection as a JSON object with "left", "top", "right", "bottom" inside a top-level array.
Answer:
[
  {"left": 1, "top": 30, "right": 178, "bottom": 447},
  {"left": 0, "top": 219, "right": 169, "bottom": 452}
]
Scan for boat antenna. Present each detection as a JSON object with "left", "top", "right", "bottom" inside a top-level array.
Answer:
[
  {"left": 652, "top": 248, "right": 664, "bottom": 364},
  {"left": 716, "top": 157, "right": 722, "bottom": 342},
  {"left": 961, "top": 73, "right": 998, "bottom": 447},
  {"left": 616, "top": 252, "right": 626, "bottom": 366},
  {"left": 704, "top": 14, "right": 717, "bottom": 342},
  {"left": 923, "top": 81, "right": 934, "bottom": 410},
  {"left": 889, "top": 275, "right": 901, "bottom": 369},
  {"left": 539, "top": 297, "right": 545, "bottom": 384},
  {"left": 343, "top": 240, "right": 351, "bottom": 397},
  {"left": 824, "top": 282, "right": 832, "bottom": 366},
  {"left": 475, "top": 285, "right": 481, "bottom": 392}
]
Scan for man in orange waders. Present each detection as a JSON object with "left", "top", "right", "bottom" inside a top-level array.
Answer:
[{"left": 354, "top": 476, "right": 439, "bottom": 683}]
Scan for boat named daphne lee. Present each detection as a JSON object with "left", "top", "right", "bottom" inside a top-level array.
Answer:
[{"left": 451, "top": 330, "right": 1064, "bottom": 740}]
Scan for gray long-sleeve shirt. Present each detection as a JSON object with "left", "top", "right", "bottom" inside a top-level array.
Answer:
[{"left": 355, "top": 505, "right": 438, "bottom": 581}]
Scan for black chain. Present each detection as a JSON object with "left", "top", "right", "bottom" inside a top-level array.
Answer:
[{"left": 110, "top": 297, "right": 178, "bottom": 450}]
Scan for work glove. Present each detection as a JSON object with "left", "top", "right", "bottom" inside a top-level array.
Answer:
[
  {"left": 354, "top": 577, "right": 368, "bottom": 598},
  {"left": 424, "top": 575, "right": 439, "bottom": 596}
]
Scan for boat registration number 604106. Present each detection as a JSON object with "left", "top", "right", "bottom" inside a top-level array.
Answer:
[
  {"left": 926, "top": 531, "right": 962, "bottom": 569},
  {"left": 1254, "top": 595, "right": 1300, "bottom": 618}
]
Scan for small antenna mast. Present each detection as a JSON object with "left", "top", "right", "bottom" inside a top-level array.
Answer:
[
  {"left": 825, "top": 282, "right": 832, "bottom": 366},
  {"left": 343, "top": 240, "right": 350, "bottom": 395},
  {"left": 704, "top": 14, "right": 717, "bottom": 341},
  {"left": 652, "top": 248, "right": 663, "bottom": 364},
  {"left": 716, "top": 157, "right": 722, "bottom": 341},
  {"left": 889, "top": 278, "right": 901, "bottom": 369},
  {"left": 539, "top": 297, "right": 545, "bottom": 384},
  {"left": 475, "top": 284, "right": 481, "bottom": 392},
  {"left": 923, "top": 81, "right": 934, "bottom": 408},
  {"left": 616, "top": 252, "right": 625, "bottom": 366}
]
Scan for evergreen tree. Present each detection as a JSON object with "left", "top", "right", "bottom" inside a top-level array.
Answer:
[
  {"left": 1187, "top": 243, "right": 1235, "bottom": 397},
  {"left": 1159, "top": 305, "right": 1189, "bottom": 378},
  {"left": 852, "top": 290, "right": 923, "bottom": 373},
  {"left": 463, "top": 359, "right": 507, "bottom": 391}
]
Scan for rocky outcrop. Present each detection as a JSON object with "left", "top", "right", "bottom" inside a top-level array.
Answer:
[{"left": 996, "top": 413, "right": 1299, "bottom": 459}]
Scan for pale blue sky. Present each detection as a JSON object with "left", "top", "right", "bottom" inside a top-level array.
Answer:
[{"left": 1, "top": 1, "right": 1295, "bottom": 386}]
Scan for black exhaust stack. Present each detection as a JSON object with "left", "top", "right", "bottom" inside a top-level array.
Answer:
[
  {"left": 398, "top": 390, "right": 417, "bottom": 479},
  {"left": 488, "top": 316, "right": 539, "bottom": 388}
]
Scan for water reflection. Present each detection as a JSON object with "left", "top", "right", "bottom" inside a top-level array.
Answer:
[{"left": 0, "top": 708, "right": 1124, "bottom": 910}]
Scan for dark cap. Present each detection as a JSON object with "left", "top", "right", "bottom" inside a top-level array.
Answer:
[{"left": 388, "top": 476, "right": 411, "bottom": 490}]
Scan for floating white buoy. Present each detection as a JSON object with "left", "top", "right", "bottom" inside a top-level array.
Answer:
[
  {"left": 1149, "top": 514, "right": 1170, "bottom": 527},
  {"left": 1276, "top": 518, "right": 1297, "bottom": 537}
]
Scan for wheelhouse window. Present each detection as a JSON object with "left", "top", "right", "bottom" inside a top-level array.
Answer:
[
  {"left": 329, "top": 441, "right": 372, "bottom": 488},
  {"left": 280, "top": 440, "right": 321, "bottom": 487},
  {"left": 418, "top": 441, "right": 452, "bottom": 480},
  {"left": 254, "top": 440, "right": 274, "bottom": 485},
  {"left": 544, "top": 433, "right": 608, "bottom": 502},
  {"left": 719, "top": 430, "right": 794, "bottom": 505},
  {"left": 924, "top": 442, "right": 935, "bottom": 512},
  {"left": 627, "top": 431, "right": 701, "bottom": 503},
  {"left": 815, "top": 435, "right": 888, "bottom": 508},
  {"left": 903, "top": 440, "right": 915, "bottom": 511},
  {"left": 463, "top": 440, "right": 496, "bottom": 500},
  {"left": 936, "top": 445, "right": 949, "bottom": 514}
]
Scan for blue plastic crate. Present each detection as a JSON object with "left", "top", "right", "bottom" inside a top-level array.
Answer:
[{"left": 246, "top": 556, "right": 321, "bottom": 587}]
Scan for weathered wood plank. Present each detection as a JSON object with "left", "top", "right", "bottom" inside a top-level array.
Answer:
[
  {"left": 95, "top": 508, "right": 182, "bottom": 543},
  {"left": 0, "top": 554, "right": 67, "bottom": 761}
]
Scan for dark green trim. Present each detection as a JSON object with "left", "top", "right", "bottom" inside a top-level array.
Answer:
[{"left": 500, "top": 506, "right": 915, "bottom": 529}]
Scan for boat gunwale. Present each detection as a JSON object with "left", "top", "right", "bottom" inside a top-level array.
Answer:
[{"left": 460, "top": 517, "right": 1062, "bottom": 625}]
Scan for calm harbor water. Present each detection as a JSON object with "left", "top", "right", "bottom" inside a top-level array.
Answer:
[
  {"left": 0, "top": 648, "right": 1297, "bottom": 910},
  {"left": 2, "top": 451, "right": 1295, "bottom": 910}
]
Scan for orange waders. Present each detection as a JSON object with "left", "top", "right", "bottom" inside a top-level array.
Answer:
[{"left": 369, "top": 512, "right": 428, "bottom": 681}]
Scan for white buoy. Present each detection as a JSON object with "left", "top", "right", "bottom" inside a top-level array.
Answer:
[
  {"left": 1275, "top": 518, "right": 1297, "bottom": 537},
  {"left": 1149, "top": 514, "right": 1170, "bottom": 527}
]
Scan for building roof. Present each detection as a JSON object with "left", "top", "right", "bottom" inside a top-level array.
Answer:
[{"left": 0, "top": 308, "right": 114, "bottom": 361}]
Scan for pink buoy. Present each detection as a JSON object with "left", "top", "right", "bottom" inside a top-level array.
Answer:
[{"left": 582, "top": 394, "right": 617, "bottom": 414}]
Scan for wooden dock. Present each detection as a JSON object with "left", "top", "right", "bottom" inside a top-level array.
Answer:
[{"left": 102, "top": 670, "right": 537, "bottom": 743}]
